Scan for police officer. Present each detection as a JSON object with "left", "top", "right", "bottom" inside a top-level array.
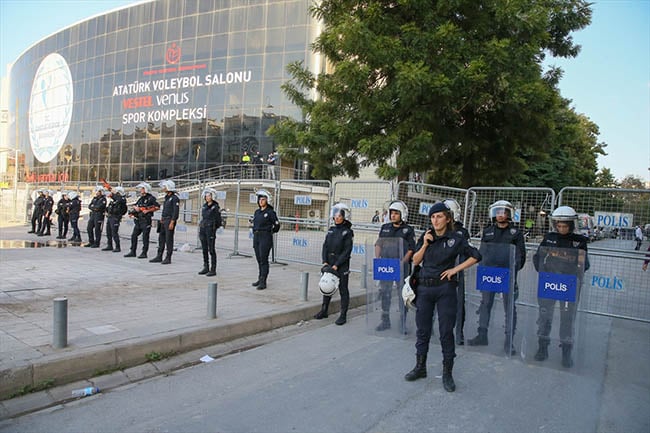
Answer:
[
  {"left": 251, "top": 189, "right": 280, "bottom": 290},
  {"left": 37, "top": 190, "right": 55, "bottom": 236},
  {"left": 374, "top": 200, "right": 415, "bottom": 333},
  {"left": 467, "top": 200, "right": 526, "bottom": 355},
  {"left": 102, "top": 186, "right": 127, "bottom": 252},
  {"left": 404, "top": 202, "right": 481, "bottom": 392},
  {"left": 444, "top": 198, "right": 471, "bottom": 346},
  {"left": 314, "top": 203, "right": 354, "bottom": 325},
  {"left": 150, "top": 180, "right": 179, "bottom": 265},
  {"left": 124, "top": 182, "right": 160, "bottom": 258},
  {"left": 86, "top": 186, "right": 107, "bottom": 247},
  {"left": 533, "top": 206, "right": 589, "bottom": 368},
  {"left": 28, "top": 190, "right": 45, "bottom": 234},
  {"left": 55, "top": 191, "right": 71, "bottom": 239},
  {"left": 67, "top": 191, "right": 82, "bottom": 242},
  {"left": 198, "top": 188, "right": 222, "bottom": 277}
]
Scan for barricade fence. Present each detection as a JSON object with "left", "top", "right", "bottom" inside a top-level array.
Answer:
[{"left": 7, "top": 180, "right": 650, "bottom": 322}]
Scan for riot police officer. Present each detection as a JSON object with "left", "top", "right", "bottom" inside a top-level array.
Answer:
[
  {"left": 102, "top": 186, "right": 127, "bottom": 252},
  {"left": 124, "top": 182, "right": 160, "bottom": 258},
  {"left": 55, "top": 192, "right": 71, "bottom": 239},
  {"left": 314, "top": 203, "right": 354, "bottom": 325},
  {"left": 251, "top": 189, "right": 280, "bottom": 290},
  {"left": 150, "top": 180, "right": 179, "bottom": 265},
  {"left": 533, "top": 206, "right": 589, "bottom": 368},
  {"left": 405, "top": 202, "right": 481, "bottom": 392},
  {"left": 86, "top": 186, "right": 107, "bottom": 247},
  {"left": 467, "top": 200, "right": 526, "bottom": 355},
  {"left": 37, "top": 190, "right": 54, "bottom": 236},
  {"left": 67, "top": 191, "right": 82, "bottom": 242},
  {"left": 374, "top": 200, "right": 415, "bottom": 333},
  {"left": 28, "top": 190, "right": 45, "bottom": 234},
  {"left": 198, "top": 188, "right": 222, "bottom": 277}
]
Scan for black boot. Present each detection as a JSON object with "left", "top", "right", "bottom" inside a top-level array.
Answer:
[
  {"left": 314, "top": 297, "right": 331, "bottom": 319},
  {"left": 534, "top": 339, "right": 549, "bottom": 361},
  {"left": 404, "top": 354, "right": 427, "bottom": 381},
  {"left": 101, "top": 245, "right": 113, "bottom": 251},
  {"left": 467, "top": 327, "right": 488, "bottom": 346},
  {"left": 375, "top": 312, "right": 391, "bottom": 331},
  {"left": 124, "top": 250, "right": 136, "bottom": 258},
  {"left": 161, "top": 255, "right": 172, "bottom": 265},
  {"left": 251, "top": 278, "right": 261, "bottom": 287},
  {"left": 335, "top": 294, "right": 349, "bottom": 325},
  {"left": 206, "top": 263, "right": 216, "bottom": 277},
  {"left": 256, "top": 278, "right": 267, "bottom": 290},
  {"left": 561, "top": 343, "right": 574, "bottom": 368},
  {"left": 198, "top": 263, "right": 209, "bottom": 275},
  {"left": 149, "top": 254, "right": 163, "bottom": 263},
  {"left": 442, "top": 360, "right": 456, "bottom": 392}
]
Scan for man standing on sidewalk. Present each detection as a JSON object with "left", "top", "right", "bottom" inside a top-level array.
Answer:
[
  {"left": 150, "top": 180, "right": 179, "bottom": 265},
  {"left": 86, "top": 186, "right": 107, "bottom": 248}
]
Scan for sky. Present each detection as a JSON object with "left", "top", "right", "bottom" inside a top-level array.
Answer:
[{"left": 0, "top": 0, "right": 648, "bottom": 183}]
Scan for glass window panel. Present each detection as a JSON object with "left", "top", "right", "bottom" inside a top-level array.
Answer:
[
  {"left": 69, "top": 24, "right": 80, "bottom": 42},
  {"left": 151, "top": 42, "right": 166, "bottom": 65},
  {"left": 146, "top": 140, "right": 159, "bottom": 163},
  {"left": 247, "top": 5, "right": 264, "bottom": 30},
  {"left": 153, "top": 22, "right": 166, "bottom": 43},
  {"left": 285, "top": 1, "right": 309, "bottom": 26},
  {"left": 199, "top": 0, "right": 216, "bottom": 13},
  {"left": 116, "top": 29, "right": 128, "bottom": 52},
  {"left": 196, "top": 36, "right": 212, "bottom": 60},
  {"left": 96, "top": 15, "right": 106, "bottom": 36},
  {"left": 168, "top": 1, "right": 183, "bottom": 18},
  {"left": 139, "top": 23, "right": 153, "bottom": 46},
  {"left": 212, "top": 10, "right": 229, "bottom": 34},
  {"left": 128, "top": 26, "right": 141, "bottom": 47},
  {"left": 114, "top": 50, "right": 127, "bottom": 72},
  {"left": 229, "top": 8, "right": 246, "bottom": 32},
  {"left": 264, "top": 54, "right": 284, "bottom": 80},
  {"left": 284, "top": 26, "right": 308, "bottom": 52},
  {"left": 126, "top": 48, "right": 139, "bottom": 70},
  {"left": 154, "top": 1, "right": 167, "bottom": 21},
  {"left": 182, "top": 15, "right": 197, "bottom": 39},
  {"left": 160, "top": 137, "right": 174, "bottom": 162},
  {"left": 118, "top": 8, "right": 129, "bottom": 28},
  {"left": 87, "top": 18, "right": 97, "bottom": 39},
  {"left": 198, "top": 13, "right": 212, "bottom": 35},
  {"left": 184, "top": 0, "right": 199, "bottom": 16},
  {"left": 228, "top": 32, "right": 246, "bottom": 56},
  {"left": 246, "top": 30, "right": 264, "bottom": 54},
  {"left": 211, "top": 34, "right": 228, "bottom": 58},
  {"left": 138, "top": 45, "right": 152, "bottom": 69},
  {"left": 265, "top": 28, "right": 284, "bottom": 53},
  {"left": 167, "top": 18, "right": 182, "bottom": 41},
  {"left": 216, "top": 0, "right": 232, "bottom": 11},
  {"left": 106, "top": 12, "right": 118, "bottom": 33},
  {"left": 181, "top": 39, "right": 196, "bottom": 62},
  {"left": 105, "top": 32, "right": 117, "bottom": 53},
  {"left": 86, "top": 39, "right": 95, "bottom": 58}
]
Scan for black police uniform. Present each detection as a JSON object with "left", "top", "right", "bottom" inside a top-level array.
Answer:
[
  {"left": 29, "top": 193, "right": 44, "bottom": 233},
  {"left": 68, "top": 196, "right": 82, "bottom": 241},
  {"left": 152, "top": 192, "right": 180, "bottom": 264},
  {"left": 533, "top": 231, "right": 589, "bottom": 366},
  {"left": 453, "top": 221, "right": 470, "bottom": 344},
  {"left": 469, "top": 223, "right": 526, "bottom": 348},
  {"left": 198, "top": 201, "right": 222, "bottom": 276},
  {"left": 56, "top": 196, "right": 70, "bottom": 239},
  {"left": 317, "top": 219, "right": 354, "bottom": 325},
  {"left": 104, "top": 193, "right": 127, "bottom": 252},
  {"left": 38, "top": 195, "right": 54, "bottom": 236},
  {"left": 126, "top": 193, "right": 159, "bottom": 258},
  {"left": 251, "top": 204, "right": 280, "bottom": 289},
  {"left": 374, "top": 221, "right": 416, "bottom": 331},
  {"left": 86, "top": 193, "right": 107, "bottom": 247}
]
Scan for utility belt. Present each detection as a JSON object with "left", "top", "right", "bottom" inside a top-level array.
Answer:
[
  {"left": 419, "top": 276, "right": 455, "bottom": 287},
  {"left": 253, "top": 230, "right": 272, "bottom": 234}
]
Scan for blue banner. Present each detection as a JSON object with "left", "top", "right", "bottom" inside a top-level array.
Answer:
[
  {"left": 537, "top": 272, "right": 577, "bottom": 302},
  {"left": 476, "top": 265, "right": 510, "bottom": 293},
  {"left": 373, "top": 258, "right": 401, "bottom": 281}
]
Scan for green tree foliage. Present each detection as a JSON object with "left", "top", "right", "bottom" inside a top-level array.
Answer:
[
  {"left": 271, "top": 0, "right": 594, "bottom": 187},
  {"left": 594, "top": 168, "right": 618, "bottom": 188}
]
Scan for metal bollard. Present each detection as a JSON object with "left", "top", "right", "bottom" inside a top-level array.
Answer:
[
  {"left": 300, "top": 272, "right": 309, "bottom": 301},
  {"left": 361, "top": 264, "right": 368, "bottom": 290},
  {"left": 207, "top": 282, "right": 218, "bottom": 319},
  {"left": 53, "top": 297, "right": 68, "bottom": 348}
]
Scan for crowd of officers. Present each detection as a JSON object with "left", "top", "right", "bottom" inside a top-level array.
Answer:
[{"left": 27, "top": 187, "right": 590, "bottom": 393}]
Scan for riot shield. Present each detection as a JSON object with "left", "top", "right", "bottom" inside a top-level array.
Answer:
[
  {"left": 464, "top": 243, "right": 518, "bottom": 358},
  {"left": 521, "top": 246, "right": 587, "bottom": 370},
  {"left": 366, "top": 237, "right": 416, "bottom": 338}
]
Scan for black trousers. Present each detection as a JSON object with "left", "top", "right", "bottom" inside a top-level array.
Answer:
[
  {"left": 105, "top": 215, "right": 121, "bottom": 249},
  {"left": 87, "top": 213, "right": 104, "bottom": 245},
  {"left": 415, "top": 281, "right": 458, "bottom": 361},
  {"left": 130, "top": 218, "right": 152, "bottom": 254},
  {"left": 58, "top": 215, "right": 69, "bottom": 237},
  {"left": 156, "top": 218, "right": 175, "bottom": 258},
  {"left": 253, "top": 231, "right": 273, "bottom": 281},
  {"left": 199, "top": 225, "right": 217, "bottom": 268},
  {"left": 31, "top": 210, "right": 42, "bottom": 232}
]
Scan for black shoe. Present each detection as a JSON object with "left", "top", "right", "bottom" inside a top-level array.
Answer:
[
  {"left": 256, "top": 283, "right": 266, "bottom": 290},
  {"left": 37, "top": 233, "right": 45, "bottom": 237},
  {"left": 161, "top": 257, "right": 171, "bottom": 265},
  {"left": 28, "top": 230, "right": 35, "bottom": 234},
  {"left": 561, "top": 344, "right": 574, "bottom": 368},
  {"left": 84, "top": 243, "right": 94, "bottom": 247},
  {"left": 198, "top": 267, "right": 209, "bottom": 275},
  {"left": 113, "top": 248, "right": 121, "bottom": 253},
  {"left": 68, "top": 236, "right": 76, "bottom": 241},
  {"left": 314, "top": 310, "right": 328, "bottom": 319},
  {"left": 206, "top": 270, "right": 216, "bottom": 277},
  {"left": 335, "top": 314, "right": 347, "bottom": 325},
  {"left": 375, "top": 320, "right": 391, "bottom": 331},
  {"left": 404, "top": 355, "right": 427, "bottom": 381},
  {"left": 137, "top": 253, "right": 147, "bottom": 259},
  {"left": 251, "top": 280, "right": 261, "bottom": 287},
  {"left": 149, "top": 256, "right": 163, "bottom": 263},
  {"left": 467, "top": 328, "right": 488, "bottom": 346},
  {"left": 90, "top": 244, "right": 99, "bottom": 248},
  {"left": 534, "top": 343, "right": 549, "bottom": 361},
  {"left": 101, "top": 246, "right": 113, "bottom": 251},
  {"left": 124, "top": 252, "right": 136, "bottom": 257},
  {"left": 442, "top": 361, "right": 456, "bottom": 392}
]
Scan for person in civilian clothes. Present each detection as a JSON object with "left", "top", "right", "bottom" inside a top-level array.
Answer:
[
  {"left": 124, "top": 182, "right": 160, "bottom": 258},
  {"left": 314, "top": 203, "right": 354, "bottom": 325},
  {"left": 198, "top": 188, "right": 222, "bottom": 277},
  {"left": 404, "top": 202, "right": 481, "bottom": 392},
  {"left": 85, "top": 186, "right": 107, "bottom": 248},
  {"left": 150, "top": 180, "right": 179, "bottom": 265},
  {"left": 251, "top": 189, "right": 280, "bottom": 290}
]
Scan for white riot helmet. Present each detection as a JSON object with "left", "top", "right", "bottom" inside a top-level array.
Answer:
[
  {"left": 256, "top": 189, "right": 272, "bottom": 205},
  {"left": 330, "top": 202, "right": 351, "bottom": 222},
  {"left": 94, "top": 185, "right": 105, "bottom": 194},
  {"left": 551, "top": 206, "right": 579, "bottom": 233},
  {"left": 388, "top": 200, "right": 408, "bottom": 222},
  {"left": 401, "top": 277, "right": 417, "bottom": 311},
  {"left": 488, "top": 200, "right": 514, "bottom": 222},
  {"left": 136, "top": 182, "right": 152, "bottom": 194},
  {"left": 160, "top": 179, "right": 175, "bottom": 192},
  {"left": 61, "top": 191, "right": 69, "bottom": 198},
  {"left": 113, "top": 186, "right": 125, "bottom": 196},
  {"left": 202, "top": 188, "right": 217, "bottom": 200},
  {"left": 444, "top": 198, "right": 462, "bottom": 223},
  {"left": 319, "top": 270, "right": 340, "bottom": 296},
  {"left": 68, "top": 191, "right": 79, "bottom": 200}
]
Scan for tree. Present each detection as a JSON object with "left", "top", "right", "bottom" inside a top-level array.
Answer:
[
  {"left": 619, "top": 175, "right": 646, "bottom": 190},
  {"left": 594, "top": 168, "right": 618, "bottom": 188},
  {"left": 271, "top": 0, "right": 593, "bottom": 186}
]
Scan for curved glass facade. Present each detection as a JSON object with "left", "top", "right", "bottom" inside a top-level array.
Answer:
[{"left": 8, "top": 0, "right": 320, "bottom": 183}]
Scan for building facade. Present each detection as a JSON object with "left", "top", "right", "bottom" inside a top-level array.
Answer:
[{"left": 7, "top": 0, "right": 321, "bottom": 183}]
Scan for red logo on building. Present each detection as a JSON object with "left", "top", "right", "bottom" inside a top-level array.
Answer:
[{"left": 166, "top": 43, "right": 181, "bottom": 64}]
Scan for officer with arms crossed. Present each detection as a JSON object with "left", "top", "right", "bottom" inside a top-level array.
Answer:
[
  {"left": 251, "top": 190, "right": 280, "bottom": 290},
  {"left": 198, "top": 188, "right": 222, "bottom": 277},
  {"left": 467, "top": 200, "right": 526, "bottom": 354},
  {"left": 86, "top": 186, "right": 107, "bottom": 248},
  {"left": 150, "top": 180, "right": 180, "bottom": 265},
  {"left": 124, "top": 182, "right": 160, "bottom": 259},
  {"left": 405, "top": 202, "right": 481, "bottom": 392},
  {"left": 102, "top": 186, "right": 127, "bottom": 252},
  {"left": 314, "top": 203, "right": 354, "bottom": 325},
  {"left": 374, "top": 200, "right": 416, "bottom": 333},
  {"left": 533, "top": 206, "right": 589, "bottom": 368}
]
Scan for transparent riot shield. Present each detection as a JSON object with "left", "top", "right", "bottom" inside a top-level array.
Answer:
[
  {"left": 521, "top": 246, "right": 587, "bottom": 371},
  {"left": 366, "top": 237, "right": 416, "bottom": 338},
  {"left": 464, "top": 243, "right": 518, "bottom": 358}
]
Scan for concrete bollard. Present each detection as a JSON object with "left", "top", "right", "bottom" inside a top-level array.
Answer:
[
  {"left": 207, "top": 282, "right": 218, "bottom": 319},
  {"left": 300, "top": 272, "right": 309, "bottom": 301},
  {"left": 52, "top": 297, "right": 68, "bottom": 348},
  {"left": 361, "top": 263, "right": 368, "bottom": 290}
]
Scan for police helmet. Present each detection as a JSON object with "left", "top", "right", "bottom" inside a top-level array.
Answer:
[
  {"left": 319, "top": 270, "right": 340, "bottom": 296},
  {"left": 136, "top": 182, "right": 152, "bottom": 194},
  {"left": 68, "top": 191, "right": 79, "bottom": 200},
  {"left": 388, "top": 200, "right": 408, "bottom": 222},
  {"left": 330, "top": 202, "right": 352, "bottom": 222},
  {"left": 256, "top": 189, "right": 272, "bottom": 205},
  {"left": 202, "top": 188, "right": 218, "bottom": 200},
  {"left": 444, "top": 199, "right": 462, "bottom": 223},
  {"left": 61, "top": 191, "right": 69, "bottom": 197},
  {"left": 160, "top": 179, "right": 175, "bottom": 192},
  {"left": 488, "top": 200, "right": 514, "bottom": 222},
  {"left": 113, "top": 186, "right": 125, "bottom": 196},
  {"left": 551, "top": 206, "right": 578, "bottom": 233},
  {"left": 93, "top": 185, "right": 105, "bottom": 194}
]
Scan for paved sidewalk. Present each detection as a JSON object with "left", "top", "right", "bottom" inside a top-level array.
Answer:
[{"left": 0, "top": 224, "right": 362, "bottom": 411}]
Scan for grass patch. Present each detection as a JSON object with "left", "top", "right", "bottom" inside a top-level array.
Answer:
[
  {"left": 10, "top": 379, "right": 55, "bottom": 398},
  {"left": 145, "top": 350, "right": 177, "bottom": 362}
]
